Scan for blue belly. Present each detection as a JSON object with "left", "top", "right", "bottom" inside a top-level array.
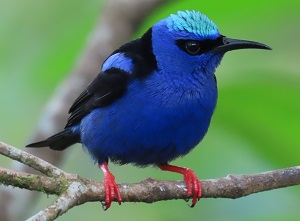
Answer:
[{"left": 80, "top": 76, "right": 217, "bottom": 165}]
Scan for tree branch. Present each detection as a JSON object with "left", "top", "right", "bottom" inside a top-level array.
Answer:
[
  {"left": 0, "top": 168, "right": 62, "bottom": 195},
  {"left": 0, "top": 142, "right": 65, "bottom": 177},
  {"left": 1, "top": 141, "right": 300, "bottom": 221},
  {"left": 27, "top": 182, "right": 83, "bottom": 221}
]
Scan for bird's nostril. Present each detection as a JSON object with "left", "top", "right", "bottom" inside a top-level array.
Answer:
[{"left": 223, "top": 38, "right": 229, "bottom": 44}]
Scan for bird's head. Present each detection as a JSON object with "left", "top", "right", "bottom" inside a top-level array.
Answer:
[{"left": 150, "top": 10, "right": 271, "bottom": 77}]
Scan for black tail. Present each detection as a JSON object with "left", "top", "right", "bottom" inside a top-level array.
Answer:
[{"left": 26, "top": 129, "right": 80, "bottom": 151}]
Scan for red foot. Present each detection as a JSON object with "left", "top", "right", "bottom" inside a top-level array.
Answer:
[
  {"left": 99, "top": 162, "right": 122, "bottom": 210},
  {"left": 158, "top": 164, "right": 202, "bottom": 207}
]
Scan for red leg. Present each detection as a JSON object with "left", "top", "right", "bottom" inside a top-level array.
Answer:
[
  {"left": 158, "top": 163, "right": 202, "bottom": 207},
  {"left": 98, "top": 162, "right": 122, "bottom": 210}
]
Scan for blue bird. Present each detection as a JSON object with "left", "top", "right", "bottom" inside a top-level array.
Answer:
[{"left": 27, "top": 10, "right": 271, "bottom": 209}]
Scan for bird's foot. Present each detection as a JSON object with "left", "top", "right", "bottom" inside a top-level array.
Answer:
[
  {"left": 183, "top": 168, "right": 202, "bottom": 207},
  {"left": 158, "top": 164, "right": 202, "bottom": 207},
  {"left": 99, "top": 162, "right": 122, "bottom": 210}
]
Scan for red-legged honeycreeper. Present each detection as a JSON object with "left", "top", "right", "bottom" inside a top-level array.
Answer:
[{"left": 27, "top": 10, "right": 271, "bottom": 209}]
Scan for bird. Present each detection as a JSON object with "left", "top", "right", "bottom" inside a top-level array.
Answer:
[{"left": 26, "top": 10, "right": 271, "bottom": 209}]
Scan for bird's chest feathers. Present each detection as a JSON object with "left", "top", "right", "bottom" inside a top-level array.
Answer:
[
  {"left": 141, "top": 70, "right": 218, "bottom": 118},
  {"left": 122, "top": 70, "right": 218, "bottom": 146}
]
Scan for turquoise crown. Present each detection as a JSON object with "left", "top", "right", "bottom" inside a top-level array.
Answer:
[{"left": 167, "top": 10, "right": 219, "bottom": 38}]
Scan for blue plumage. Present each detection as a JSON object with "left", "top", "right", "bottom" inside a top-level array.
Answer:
[
  {"left": 82, "top": 13, "right": 221, "bottom": 165},
  {"left": 102, "top": 53, "right": 133, "bottom": 73},
  {"left": 81, "top": 66, "right": 217, "bottom": 165},
  {"left": 27, "top": 10, "right": 271, "bottom": 209}
]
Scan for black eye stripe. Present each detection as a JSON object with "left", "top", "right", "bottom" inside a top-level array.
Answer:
[{"left": 176, "top": 36, "right": 224, "bottom": 55}]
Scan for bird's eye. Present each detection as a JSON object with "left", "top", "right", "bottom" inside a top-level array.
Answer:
[{"left": 185, "top": 41, "right": 201, "bottom": 54}]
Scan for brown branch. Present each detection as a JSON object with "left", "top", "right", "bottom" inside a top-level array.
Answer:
[
  {"left": 27, "top": 182, "right": 84, "bottom": 221},
  {"left": 2, "top": 165, "right": 300, "bottom": 203},
  {"left": 1, "top": 141, "right": 300, "bottom": 221},
  {"left": 0, "top": 168, "right": 63, "bottom": 195},
  {"left": 0, "top": 142, "right": 65, "bottom": 177}
]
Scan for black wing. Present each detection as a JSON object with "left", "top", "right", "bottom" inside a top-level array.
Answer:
[
  {"left": 65, "top": 68, "right": 131, "bottom": 128},
  {"left": 65, "top": 27, "right": 157, "bottom": 128}
]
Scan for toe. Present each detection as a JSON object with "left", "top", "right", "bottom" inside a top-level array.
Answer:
[{"left": 183, "top": 169, "right": 202, "bottom": 207}]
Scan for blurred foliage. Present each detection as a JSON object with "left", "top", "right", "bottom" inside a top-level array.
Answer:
[{"left": 0, "top": 0, "right": 299, "bottom": 221}]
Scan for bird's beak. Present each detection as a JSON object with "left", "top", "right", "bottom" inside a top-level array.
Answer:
[{"left": 212, "top": 36, "right": 272, "bottom": 53}]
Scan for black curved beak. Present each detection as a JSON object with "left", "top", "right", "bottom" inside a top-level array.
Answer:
[{"left": 212, "top": 36, "right": 272, "bottom": 53}]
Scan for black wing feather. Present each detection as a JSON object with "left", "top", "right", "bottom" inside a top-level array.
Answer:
[
  {"left": 69, "top": 90, "right": 91, "bottom": 113},
  {"left": 65, "top": 28, "right": 157, "bottom": 128},
  {"left": 65, "top": 68, "right": 131, "bottom": 128}
]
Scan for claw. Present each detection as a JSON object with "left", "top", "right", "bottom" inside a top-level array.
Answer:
[
  {"left": 99, "top": 162, "right": 122, "bottom": 210},
  {"left": 158, "top": 164, "right": 202, "bottom": 207},
  {"left": 184, "top": 169, "right": 202, "bottom": 207}
]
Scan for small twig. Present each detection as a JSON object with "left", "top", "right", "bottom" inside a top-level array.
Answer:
[
  {"left": 0, "top": 168, "right": 62, "bottom": 195},
  {"left": 26, "top": 182, "right": 84, "bottom": 221},
  {"left": 0, "top": 142, "right": 65, "bottom": 177}
]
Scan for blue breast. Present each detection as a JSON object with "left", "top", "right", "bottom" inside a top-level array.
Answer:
[{"left": 79, "top": 68, "right": 218, "bottom": 165}]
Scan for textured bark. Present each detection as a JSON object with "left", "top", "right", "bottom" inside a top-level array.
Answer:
[{"left": 1, "top": 141, "right": 300, "bottom": 221}]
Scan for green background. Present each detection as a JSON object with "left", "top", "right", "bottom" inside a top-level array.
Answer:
[{"left": 0, "top": 0, "right": 299, "bottom": 220}]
